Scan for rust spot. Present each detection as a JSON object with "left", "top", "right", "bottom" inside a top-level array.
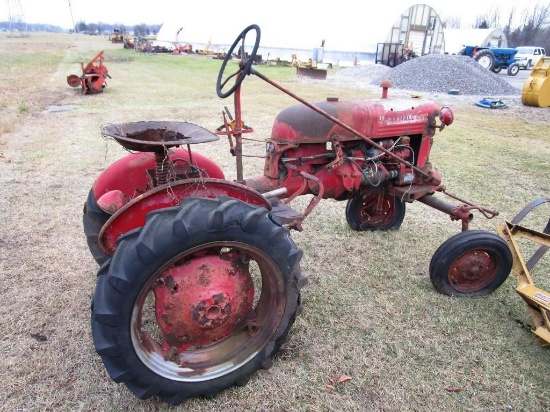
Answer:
[
  {"left": 191, "top": 297, "right": 231, "bottom": 329},
  {"left": 193, "top": 263, "right": 213, "bottom": 286},
  {"left": 247, "top": 319, "right": 260, "bottom": 336},
  {"left": 164, "top": 275, "right": 177, "bottom": 292},
  {"left": 164, "top": 346, "right": 179, "bottom": 362},
  {"left": 212, "top": 293, "right": 225, "bottom": 304}
]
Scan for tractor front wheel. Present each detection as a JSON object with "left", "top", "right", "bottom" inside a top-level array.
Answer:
[
  {"left": 507, "top": 63, "right": 520, "bottom": 76},
  {"left": 491, "top": 65, "right": 502, "bottom": 74},
  {"left": 429, "top": 230, "right": 512, "bottom": 296},
  {"left": 345, "top": 193, "right": 406, "bottom": 231},
  {"left": 91, "top": 197, "right": 305, "bottom": 405}
]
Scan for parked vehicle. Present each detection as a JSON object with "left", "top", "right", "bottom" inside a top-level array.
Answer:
[
  {"left": 514, "top": 46, "right": 546, "bottom": 70},
  {"left": 376, "top": 42, "right": 419, "bottom": 67},
  {"left": 458, "top": 45, "right": 520, "bottom": 76}
]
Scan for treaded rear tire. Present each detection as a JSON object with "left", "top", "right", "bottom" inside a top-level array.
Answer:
[
  {"left": 91, "top": 196, "right": 305, "bottom": 405},
  {"left": 473, "top": 49, "right": 495, "bottom": 70},
  {"left": 83, "top": 189, "right": 110, "bottom": 265}
]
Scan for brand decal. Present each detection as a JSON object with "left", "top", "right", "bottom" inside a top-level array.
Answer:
[{"left": 534, "top": 292, "right": 550, "bottom": 303}]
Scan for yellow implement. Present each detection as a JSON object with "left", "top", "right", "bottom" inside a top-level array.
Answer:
[
  {"left": 521, "top": 56, "right": 550, "bottom": 107},
  {"left": 497, "top": 198, "right": 550, "bottom": 344}
]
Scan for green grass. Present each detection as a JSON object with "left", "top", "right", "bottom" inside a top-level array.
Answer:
[{"left": 1, "top": 32, "right": 550, "bottom": 412}]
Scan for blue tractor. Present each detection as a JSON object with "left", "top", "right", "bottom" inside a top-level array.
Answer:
[{"left": 458, "top": 45, "right": 520, "bottom": 76}]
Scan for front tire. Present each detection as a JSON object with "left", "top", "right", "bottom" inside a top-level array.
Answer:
[
  {"left": 429, "top": 230, "right": 512, "bottom": 296},
  {"left": 91, "top": 197, "right": 305, "bottom": 405},
  {"left": 345, "top": 193, "right": 406, "bottom": 231},
  {"left": 507, "top": 63, "right": 520, "bottom": 76}
]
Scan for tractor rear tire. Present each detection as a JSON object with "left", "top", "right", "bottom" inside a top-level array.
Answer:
[
  {"left": 83, "top": 189, "right": 111, "bottom": 265},
  {"left": 507, "top": 63, "right": 520, "bottom": 76},
  {"left": 429, "top": 230, "right": 512, "bottom": 297},
  {"left": 473, "top": 49, "right": 495, "bottom": 70},
  {"left": 345, "top": 193, "right": 406, "bottom": 231},
  {"left": 91, "top": 196, "right": 305, "bottom": 405}
]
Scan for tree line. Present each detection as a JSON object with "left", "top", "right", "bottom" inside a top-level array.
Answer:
[
  {"left": 443, "top": 2, "right": 550, "bottom": 52},
  {"left": 73, "top": 22, "right": 162, "bottom": 37}
]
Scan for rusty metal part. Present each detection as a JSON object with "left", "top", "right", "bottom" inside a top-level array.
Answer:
[
  {"left": 101, "top": 121, "right": 219, "bottom": 151},
  {"left": 67, "top": 74, "right": 81, "bottom": 88},
  {"left": 153, "top": 250, "right": 254, "bottom": 349},
  {"left": 497, "top": 198, "right": 550, "bottom": 344},
  {"left": 446, "top": 248, "right": 502, "bottom": 293},
  {"left": 131, "top": 239, "right": 287, "bottom": 378},
  {"left": 67, "top": 51, "right": 110, "bottom": 94},
  {"left": 250, "top": 66, "right": 445, "bottom": 180},
  {"left": 437, "top": 187, "right": 499, "bottom": 219},
  {"left": 416, "top": 186, "right": 499, "bottom": 230},
  {"left": 98, "top": 179, "right": 272, "bottom": 255},
  {"left": 282, "top": 164, "right": 325, "bottom": 230},
  {"left": 417, "top": 193, "right": 474, "bottom": 231}
]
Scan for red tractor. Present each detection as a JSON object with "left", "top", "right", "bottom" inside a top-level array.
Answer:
[{"left": 85, "top": 25, "right": 512, "bottom": 404}]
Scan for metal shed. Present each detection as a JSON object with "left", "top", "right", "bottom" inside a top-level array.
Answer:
[{"left": 376, "top": 4, "right": 445, "bottom": 66}]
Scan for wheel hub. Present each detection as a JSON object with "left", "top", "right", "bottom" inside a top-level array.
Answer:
[
  {"left": 153, "top": 250, "right": 255, "bottom": 350},
  {"left": 450, "top": 250, "right": 496, "bottom": 291}
]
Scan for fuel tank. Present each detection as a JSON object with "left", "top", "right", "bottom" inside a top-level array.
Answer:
[{"left": 271, "top": 98, "right": 442, "bottom": 143}]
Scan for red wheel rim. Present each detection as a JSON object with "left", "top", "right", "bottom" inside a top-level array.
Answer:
[
  {"left": 357, "top": 194, "right": 396, "bottom": 227},
  {"left": 131, "top": 241, "right": 285, "bottom": 382},
  {"left": 447, "top": 249, "right": 499, "bottom": 292}
]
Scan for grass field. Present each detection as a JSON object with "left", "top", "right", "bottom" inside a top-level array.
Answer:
[{"left": 1, "top": 32, "right": 550, "bottom": 412}]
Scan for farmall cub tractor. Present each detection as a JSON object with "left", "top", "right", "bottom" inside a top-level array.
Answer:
[{"left": 85, "top": 25, "right": 513, "bottom": 404}]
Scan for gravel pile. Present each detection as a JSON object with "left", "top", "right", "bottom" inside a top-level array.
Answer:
[{"left": 330, "top": 54, "right": 520, "bottom": 96}]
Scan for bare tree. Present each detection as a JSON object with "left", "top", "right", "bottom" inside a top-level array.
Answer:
[
  {"left": 442, "top": 16, "right": 462, "bottom": 29},
  {"left": 506, "top": 1, "right": 550, "bottom": 49},
  {"left": 474, "top": 6, "right": 501, "bottom": 29},
  {"left": 503, "top": 4, "right": 516, "bottom": 32}
]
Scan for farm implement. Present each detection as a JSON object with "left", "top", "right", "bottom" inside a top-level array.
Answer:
[
  {"left": 84, "top": 25, "right": 513, "bottom": 404},
  {"left": 498, "top": 199, "right": 550, "bottom": 345},
  {"left": 67, "top": 51, "right": 110, "bottom": 94}
]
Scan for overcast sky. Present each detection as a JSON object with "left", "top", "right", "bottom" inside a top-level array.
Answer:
[{"left": 2, "top": 0, "right": 545, "bottom": 49}]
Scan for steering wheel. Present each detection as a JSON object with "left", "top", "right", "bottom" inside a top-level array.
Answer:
[{"left": 216, "top": 24, "right": 261, "bottom": 99}]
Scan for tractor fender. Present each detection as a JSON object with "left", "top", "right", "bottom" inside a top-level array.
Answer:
[
  {"left": 91, "top": 148, "right": 225, "bottom": 202},
  {"left": 98, "top": 178, "right": 272, "bottom": 255}
]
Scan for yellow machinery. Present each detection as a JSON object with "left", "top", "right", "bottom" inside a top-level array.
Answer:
[
  {"left": 498, "top": 198, "right": 550, "bottom": 344},
  {"left": 521, "top": 56, "right": 550, "bottom": 107}
]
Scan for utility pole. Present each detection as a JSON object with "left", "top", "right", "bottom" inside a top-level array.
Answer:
[
  {"left": 7, "top": 0, "right": 29, "bottom": 37},
  {"left": 68, "top": 0, "right": 77, "bottom": 33}
]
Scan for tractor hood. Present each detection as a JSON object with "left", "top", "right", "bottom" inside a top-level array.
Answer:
[{"left": 271, "top": 98, "right": 443, "bottom": 143}]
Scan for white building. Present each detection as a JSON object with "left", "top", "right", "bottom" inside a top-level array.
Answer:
[{"left": 443, "top": 28, "right": 508, "bottom": 55}]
